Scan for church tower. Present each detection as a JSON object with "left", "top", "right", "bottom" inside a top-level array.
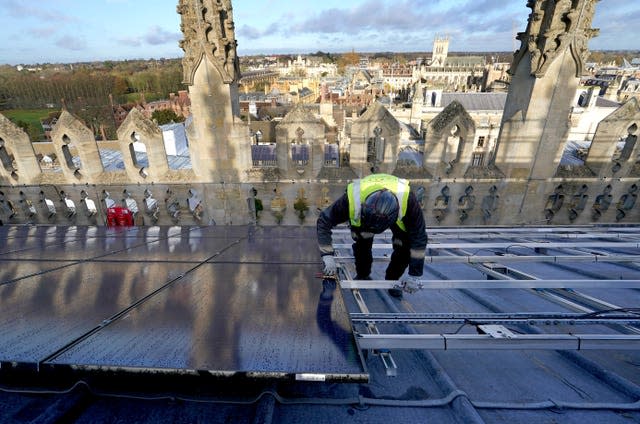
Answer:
[
  {"left": 177, "top": 0, "right": 250, "bottom": 182},
  {"left": 493, "top": 0, "right": 599, "bottom": 179},
  {"left": 431, "top": 36, "right": 449, "bottom": 67}
]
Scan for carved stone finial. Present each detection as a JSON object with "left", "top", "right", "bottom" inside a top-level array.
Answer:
[
  {"left": 177, "top": 0, "right": 241, "bottom": 85},
  {"left": 511, "top": 0, "right": 600, "bottom": 78}
]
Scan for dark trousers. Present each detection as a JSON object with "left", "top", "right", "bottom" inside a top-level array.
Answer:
[{"left": 352, "top": 229, "right": 410, "bottom": 280}]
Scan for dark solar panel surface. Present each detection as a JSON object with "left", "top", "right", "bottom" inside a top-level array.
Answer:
[
  {"left": 325, "top": 144, "right": 339, "bottom": 162},
  {"left": 291, "top": 144, "right": 309, "bottom": 161},
  {"left": 251, "top": 144, "right": 277, "bottom": 163},
  {"left": 0, "top": 226, "right": 365, "bottom": 380}
]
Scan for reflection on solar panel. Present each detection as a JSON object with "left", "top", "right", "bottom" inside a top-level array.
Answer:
[
  {"left": 324, "top": 144, "right": 339, "bottom": 166},
  {"left": 291, "top": 145, "right": 309, "bottom": 164},
  {"left": 0, "top": 226, "right": 366, "bottom": 382},
  {"left": 251, "top": 145, "right": 277, "bottom": 166}
]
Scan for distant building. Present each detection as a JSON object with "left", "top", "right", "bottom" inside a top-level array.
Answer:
[
  {"left": 274, "top": 54, "right": 338, "bottom": 78},
  {"left": 371, "top": 37, "right": 487, "bottom": 93},
  {"left": 430, "top": 36, "right": 450, "bottom": 67},
  {"left": 482, "top": 62, "right": 511, "bottom": 92},
  {"left": 40, "top": 112, "right": 61, "bottom": 141},
  {"left": 381, "top": 64, "right": 413, "bottom": 91},
  {"left": 588, "top": 60, "right": 640, "bottom": 102},
  {"left": 618, "top": 78, "right": 640, "bottom": 102},
  {"left": 143, "top": 91, "right": 191, "bottom": 120},
  {"left": 112, "top": 103, "right": 145, "bottom": 130}
]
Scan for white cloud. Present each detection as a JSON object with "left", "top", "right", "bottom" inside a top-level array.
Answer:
[
  {"left": 55, "top": 35, "right": 88, "bottom": 51},
  {"left": 144, "top": 26, "right": 181, "bottom": 45}
]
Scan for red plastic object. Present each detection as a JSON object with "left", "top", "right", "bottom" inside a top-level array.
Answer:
[{"left": 106, "top": 207, "right": 134, "bottom": 227}]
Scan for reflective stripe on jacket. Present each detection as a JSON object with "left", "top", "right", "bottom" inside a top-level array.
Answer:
[{"left": 347, "top": 174, "right": 410, "bottom": 232}]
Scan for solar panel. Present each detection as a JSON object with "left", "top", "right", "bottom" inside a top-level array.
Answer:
[
  {"left": 324, "top": 144, "right": 339, "bottom": 162},
  {"left": 251, "top": 145, "right": 277, "bottom": 166},
  {"left": 291, "top": 145, "right": 309, "bottom": 161},
  {"left": 0, "top": 226, "right": 366, "bottom": 381}
]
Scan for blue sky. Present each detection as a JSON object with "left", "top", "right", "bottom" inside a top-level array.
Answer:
[{"left": 0, "top": 0, "right": 638, "bottom": 65}]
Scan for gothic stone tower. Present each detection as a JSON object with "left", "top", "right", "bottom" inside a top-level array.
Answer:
[
  {"left": 177, "top": 0, "right": 250, "bottom": 182},
  {"left": 431, "top": 36, "right": 450, "bottom": 67},
  {"left": 494, "top": 0, "right": 599, "bottom": 179}
]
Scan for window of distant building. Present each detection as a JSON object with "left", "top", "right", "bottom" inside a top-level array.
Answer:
[
  {"left": 472, "top": 153, "right": 485, "bottom": 167},
  {"left": 477, "top": 136, "right": 485, "bottom": 148}
]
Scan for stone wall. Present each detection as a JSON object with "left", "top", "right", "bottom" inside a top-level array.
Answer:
[{"left": 1, "top": 174, "right": 638, "bottom": 227}]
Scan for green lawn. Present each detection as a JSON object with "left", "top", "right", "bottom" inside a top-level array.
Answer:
[
  {"left": 1, "top": 109, "right": 54, "bottom": 140},
  {"left": 1, "top": 109, "right": 53, "bottom": 126},
  {"left": 123, "top": 92, "right": 164, "bottom": 103}
]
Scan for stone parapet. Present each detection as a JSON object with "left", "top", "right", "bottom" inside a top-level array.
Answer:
[{"left": 1, "top": 177, "right": 637, "bottom": 227}]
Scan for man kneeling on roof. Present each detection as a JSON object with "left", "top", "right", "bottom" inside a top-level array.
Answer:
[{"left": 317, "top": 174, "right": 427, "bottom": 298}]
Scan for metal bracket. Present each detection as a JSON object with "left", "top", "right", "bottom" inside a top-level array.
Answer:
[
  {"left": 478, "top": 325, "right": 515, "bottom": 339},
  {"left": 338, "top": 263, "right": 398, "bottom": 377}
]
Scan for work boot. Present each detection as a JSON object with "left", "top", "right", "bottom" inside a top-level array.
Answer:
[{"left": 388, "top": 288, "right": 403, "bottom": 298}]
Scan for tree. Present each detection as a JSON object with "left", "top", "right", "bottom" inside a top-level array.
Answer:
[
  {"left": 14, "top": 119, "right": 42, "bottom": 141},
  {"left": 342, "top": 51, "right": 360, "bottom": 66},
  {"left": 151, "top": 109, "right": 184, "bottom": 125},
  {"left": 393, "top": 54, "right": 408, "bottom": 65},
  {"left": 588, "top": 51, "right": 604, "bottom": 64},
  {"left": 113, "top": 76, "right": 129, "bottom": 96},
  {"left": 293, "top": 68, "right": 308, "bottom": 78},
  {"left": 253, "top": 81, "right": 269, "bottom": 93},
  {"left": 336, "top": 51, "right": 360, "bottom": 73}
]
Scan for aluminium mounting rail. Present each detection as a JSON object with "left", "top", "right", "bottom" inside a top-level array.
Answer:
[
  {"left": 336, "top": 254, "right": 640, "bottom": 264},
  {"left": 333, "top": 241, "right": 640, "bottom": 250},
  {"left": 332, "top": 226, "right": 640, "bottom": 352},
  {"left": 355, "top": 333, "right": 640, "bottom": 351},
  {"left": 339, "top": 279, "right": 640, "bottom": 289},
  {"left": 336, "top": 263, "right": 398, "bottom": 377},
  {"left": 350, "top": 312, "right": 640, "bottom": 326}
]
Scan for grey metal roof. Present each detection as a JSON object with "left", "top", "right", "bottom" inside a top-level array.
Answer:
[
  {"left": 441, "top": 93, "right": 507, "bottom": 111},
  {"left": 443, "top": 56, "right": 486, "bottom": 67},
  {"left": 560, "top": 140, "right": 589, "bottom": 166},
  {"left": 99, "top": 148, "right": 128, "bottom": 171},
  {"left": 0, "top": 224, "right": 639, "bottom": 423},
  {"left": 99, "top": 149, "right": 192, "bottom": 171},
  {"left": 596, "top": 97, "right": 621, "bottom": 108}
]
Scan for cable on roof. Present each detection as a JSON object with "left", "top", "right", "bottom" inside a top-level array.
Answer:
[{"left": 1, "top": 381, "right": 639, "bottom": 412}]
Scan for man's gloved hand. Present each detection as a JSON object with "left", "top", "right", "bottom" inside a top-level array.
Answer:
[
  {"left": 399, "top": 274, "right": 422, "bottom": 293},
  {"left": 322, "top": 255, "right": 337, "bottom": 277}
]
